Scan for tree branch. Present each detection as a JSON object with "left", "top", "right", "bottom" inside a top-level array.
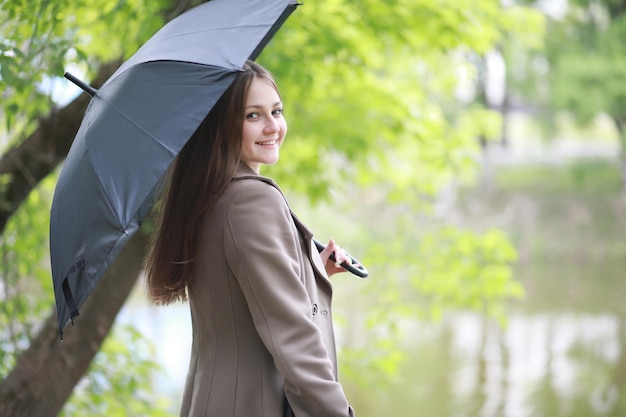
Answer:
[{"left": 0, "top": 60, "right": 121, "bottom": 233}]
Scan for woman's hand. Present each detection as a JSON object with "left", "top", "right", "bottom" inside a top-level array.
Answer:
[{"left": 319, "top": 238, "right": 352, "bottom": 277}]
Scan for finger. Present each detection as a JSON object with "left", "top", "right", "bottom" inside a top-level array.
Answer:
[
  {"left": 320, "top": 238, "right": 335, "bottom": 259},
  {"left": 342, "top": 250, "right": 352, "bottom": 265},
  {"left": 335, "top": 247, "right": 349, "bottom": 267},
  {"left": 340, "top": 248, "right": 350, "bottom": 264}
]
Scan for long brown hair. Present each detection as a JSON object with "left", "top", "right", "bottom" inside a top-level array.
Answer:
[{"left": 145, "top": 61, "right": 280, "bottom": 305}]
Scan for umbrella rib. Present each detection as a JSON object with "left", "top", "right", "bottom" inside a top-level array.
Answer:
[
  {"left": 157, "top": 24, "right": 272, "bottom": 41},
  {"left": 97, "top": 95, "right": 177, "bottom": 157},
  {"left": 174, "top": 24, "right": 271, "bottom": 34}
]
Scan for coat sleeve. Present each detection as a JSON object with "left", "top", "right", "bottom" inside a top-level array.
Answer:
[{"left": 224, "top": 180, "right": 353, "bottom": 417}]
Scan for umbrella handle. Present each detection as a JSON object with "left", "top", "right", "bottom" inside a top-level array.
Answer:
[
  {"left": 313, "top": 239, "right": 369, "bottom": 278},
  {"left": 64, "top": 72, "right": 98, "bottom": 97}
]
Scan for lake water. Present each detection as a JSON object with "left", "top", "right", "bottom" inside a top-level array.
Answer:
[{"left": 119, "top": 262, "right": 626, "bottom": 417}]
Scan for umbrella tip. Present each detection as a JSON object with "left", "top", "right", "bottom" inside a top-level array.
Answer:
[{"left": 64, "top": 72, "right": 98, "bottom": 97}]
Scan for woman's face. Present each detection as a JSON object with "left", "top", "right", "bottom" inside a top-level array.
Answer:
[{"left": 240, "top": 77, "right": 287, "bottom": 173}]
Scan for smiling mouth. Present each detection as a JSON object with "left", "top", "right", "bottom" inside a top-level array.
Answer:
[{"left": 256, "top": 140, "right": 277, "bottom": 146}]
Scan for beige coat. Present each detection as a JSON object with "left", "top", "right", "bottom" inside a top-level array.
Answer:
[{"left": 179, "top": 168, "right": 355, "bottom": 417}]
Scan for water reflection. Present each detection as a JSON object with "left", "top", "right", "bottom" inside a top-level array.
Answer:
[
  {"left": 119, "top": 295, "right": 626, "bottom": 416},
  {"left": 350, "top": 312, "right": 624, "bottom": 417}
]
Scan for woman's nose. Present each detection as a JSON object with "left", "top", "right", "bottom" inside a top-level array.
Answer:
[{"left": 264, "top": 117, "right": 280, "bottom": 133}]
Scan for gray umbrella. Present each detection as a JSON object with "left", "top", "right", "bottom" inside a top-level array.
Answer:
[{"left": 50, "top": 0, "right": 299, "bottom": 338}]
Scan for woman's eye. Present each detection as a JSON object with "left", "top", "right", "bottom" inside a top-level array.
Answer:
[
  {"left": 272, "top": 108, "right": 284, "bottom": 116},
  {"left": 246, "top": 112, "right": 260, "bottom": 120}
]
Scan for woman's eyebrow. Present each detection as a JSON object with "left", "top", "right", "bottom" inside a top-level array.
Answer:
[{"left": 245, "top": 101, "right": 282, "bottom": 109}]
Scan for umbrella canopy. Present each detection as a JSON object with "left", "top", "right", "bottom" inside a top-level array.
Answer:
[{"left": 50, "top": 0, "right": 299, "bottom": 338}]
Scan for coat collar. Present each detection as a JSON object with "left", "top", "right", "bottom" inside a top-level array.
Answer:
[{"left": 234, "top": 162, "right": 259, "bottom": 177}]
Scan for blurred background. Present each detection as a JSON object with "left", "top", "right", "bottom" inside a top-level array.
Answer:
[{"left": 1, "top": 0, "right": 625, "bottom": 416}]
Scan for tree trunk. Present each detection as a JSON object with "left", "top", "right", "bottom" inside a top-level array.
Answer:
[
  {"left": 0, "top": 231, "right": 149, "bottom": 417},
  {"left": 0, "top": 4, "right": 197, "bottom": 415},
  {"left": 612, "top": 117, "right": 626, "bottom": 197},
  {"left": 500, "top": 92, "right": 510, "bottom": 148}
]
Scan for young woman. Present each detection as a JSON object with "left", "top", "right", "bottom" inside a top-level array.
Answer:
[{"left": 145, "top": 61, "right": 356, "bottom": 417}]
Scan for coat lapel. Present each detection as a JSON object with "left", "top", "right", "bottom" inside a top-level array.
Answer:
[{"left": 231, "top": 173, "right": 332, "bottom": 287}]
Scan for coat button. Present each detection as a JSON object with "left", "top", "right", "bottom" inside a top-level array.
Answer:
[{"left": 312, "top": 303, "right": 318, "bottom": 316}]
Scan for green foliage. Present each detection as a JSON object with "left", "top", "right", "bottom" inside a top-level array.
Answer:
[
  {"left": 412, "top": 227, "right": 522, "bottom": 321},
  {"left": 0, "top": 176, "right": 54, "bottom": 376},
  {"left": 545, "top": 1, "right": 626, "bottom": 139},
  {"left": 60, "top": 324, "right": 173, "bottom": 417},
  {"left": 261, "top": 0, "right": 545, "bottom": 201},
  {"left": 357, "top": 206, "right": 523, "bottom": 322},
  {"left": 0, "top": 0, "right": 167, "bottom": 136}
]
